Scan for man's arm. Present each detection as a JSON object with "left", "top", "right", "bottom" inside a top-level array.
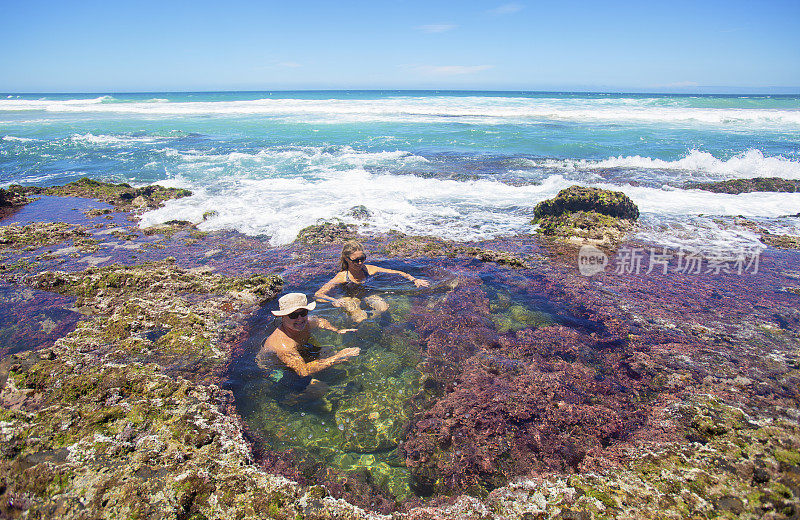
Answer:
[{"left": 273, "top": 342, "right": 359, "bottom": 377}]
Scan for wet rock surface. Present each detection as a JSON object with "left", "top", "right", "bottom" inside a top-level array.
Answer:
[
  {"left": 685, "top": 177, "right": 800, "bottom": 194},
  {"left": 532, "top": 186, "right": 639, "bottom": 221},
  {"left": 18, "top": 177, "right": 192, "bottom": 214},
  {"left": 0, "top": 182, "right": 798, "bottom": 519},
  {"left": 531, "top": 186, "right": 639, "bottom": 247},
  {"left": 296, "top": 219, "right": 359, "bottom": 244},
  {"left": 0, "top": 186, "right": 32, "bottom": 220}
]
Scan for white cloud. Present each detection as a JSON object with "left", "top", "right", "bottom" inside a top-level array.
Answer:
[
  {"left": 488, "top": 3, "right": 524, "bottom": 15},
  {"left": 418, "top": 24, "right": 457, "bottom": 34},
  {"left": 415, "top": 65, "right": 494, "bottom": 76}
]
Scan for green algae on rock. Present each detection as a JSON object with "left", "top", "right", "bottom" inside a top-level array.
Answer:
[
  {"left": 532, "top": 186, "right": 639, "bottom": 246},
  {"left": 533, "top": 185, "right": 639, "bottom": 221},
  {"left": 0, "top": 348, "right": 379, "bottom": 520},
  {"left": 535, "top": 210, "right": 636, "bottom": 247},
  {"left": 17, "top": 259, "right": 282, "bottom": 375},
  {"left": 296, "top": 219, "right": 359, "bottom": 244},
  {"left": 0, "top": 222, "right": 99, "bottom": 253},
  {"left": 19, "top": 177, "right": 192, "bottom": 214},
  {"left": 685, "top": 177, "right": 800, "bottom": 194},
  {"left": 487, "top": 290, "right": 556, "bottom": 334},
  {"left": 761, "top": 231, "right": 800, "bottom": 250}
]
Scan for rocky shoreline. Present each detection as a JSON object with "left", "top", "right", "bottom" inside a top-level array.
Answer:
[{"left": 1, "top": 181, "right": 799, "bottom": 519}]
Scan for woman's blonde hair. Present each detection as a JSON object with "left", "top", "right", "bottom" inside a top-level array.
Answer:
[{"left": 339, "top": 240, "right": 365, "bottom": 272}]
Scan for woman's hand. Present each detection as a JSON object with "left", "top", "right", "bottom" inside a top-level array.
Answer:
[
  {"left": 336, "top": 347, "right": 360, "bottom": 361},
  {"left": 331, "top": 298, "right": 344, "bottom": 307},
  {"left": 413, "top": 278, "right": 430, "bottom": 288},
  {"left": 337, "top": 328, "right": 357, "bottom": 334}
]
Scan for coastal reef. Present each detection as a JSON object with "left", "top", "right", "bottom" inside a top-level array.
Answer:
[
  {"left": 0, "top": 222, "right": 99, "bottom": 253},
  {"left": 0, "top": 346, "right": 385, "bottom": 520},
  {"left": 18, "top": 177, "right": 192, "bottom": 214},
  {"left": 18, "top": 259, "right": 282, "bottom": 378},
  {"left": 531, "top": 186, "right": 639, "bottom": 246},
  {"left": 1, "top": 185, "right": 799, "bottom": 519},
  {"left": 685, "top": 177, "right": 800, "bottom": 194}
]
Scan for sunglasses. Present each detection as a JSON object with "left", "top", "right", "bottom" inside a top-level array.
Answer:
[
  {"left": 286, "top": 308, "right": 308, "bottom": 319},
  {"left": 349, "top": 255, "right": 366, "bottom": 264}
]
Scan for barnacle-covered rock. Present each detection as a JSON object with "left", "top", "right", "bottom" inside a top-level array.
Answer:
[
  {"left": 296, "top": 219, "right": 359, "bottom": 244},
  {"left": 532, "top": 186, "right": 639, "bottom": 246}
]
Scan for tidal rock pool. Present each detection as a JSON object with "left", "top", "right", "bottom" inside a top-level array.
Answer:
[{"left": 226, "top": 259, "right": 610, "bottom": 511}]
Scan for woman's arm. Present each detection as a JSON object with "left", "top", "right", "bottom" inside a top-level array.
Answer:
[
  {"left": 365, "top": 265, "right": 430, "bottom": 287},
  {"left": 310, "top": 317, "right": 357, "bottom": 334},
  {"left": 314, "top": 272, "right": 347, "bottom": 305}
]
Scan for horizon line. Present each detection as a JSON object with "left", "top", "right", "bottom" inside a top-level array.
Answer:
[{"left": 3, "top": 86, "right": 800, "bottom": 96}]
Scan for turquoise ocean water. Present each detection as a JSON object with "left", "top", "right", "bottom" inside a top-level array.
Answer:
[{"left": 1, "top": 90, "right": 799, "bottom": 248}]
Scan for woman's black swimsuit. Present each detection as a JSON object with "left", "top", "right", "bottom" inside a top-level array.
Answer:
[{"left": 343, "top": 267, "right": 378, "bottom": 299}]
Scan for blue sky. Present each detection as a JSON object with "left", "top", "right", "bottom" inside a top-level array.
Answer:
[{"left": 1, "top": 0, "right": 798, "bottom": 92}]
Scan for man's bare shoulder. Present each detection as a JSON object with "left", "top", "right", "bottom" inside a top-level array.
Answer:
[{"left": 262, "top": 328, "right": 288, "bottom": 352}]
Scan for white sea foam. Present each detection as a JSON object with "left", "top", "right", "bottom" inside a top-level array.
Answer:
[
  {"left": 160, "top": 145, "right": 429, "bottom": 181},
  {"left": 1, "top": 96, "right": 798, "bottom": 128},
  {"left": 2, "top": 135, "right": 36, "bottom": 142},
  {"left": 139, "top": 171, "right": 571, "bottom": 245},
  {"left": 607, "top": 183, "right": 800, "bottom": 217},
  {"left": 535, "top": 149, "right": 800, "bottom": 180},
  {"left": 70, "top": 133, "right": 162, "bottom": 145},
  {"left": 139, "top": 159, "right": 800, "bottom": 249}
]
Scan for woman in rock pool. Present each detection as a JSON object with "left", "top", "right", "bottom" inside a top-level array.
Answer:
[
  {"left": 315, "top": 240, "right": 430, "bottom": 323},
  {"left": 256, "top": 292, "right": 359, "bottom": 402}
]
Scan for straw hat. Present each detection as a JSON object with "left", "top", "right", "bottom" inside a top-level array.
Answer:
[{"left": 271, "top": 293, "right": 317, "bottom": 316}]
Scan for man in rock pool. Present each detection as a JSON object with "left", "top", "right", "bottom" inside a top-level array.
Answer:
[
  {"left": 315, "top": 240, "right": 430, "bottom": 323},
  {"left": 256, "top": 292, "right": 359, "bottom": 402}
]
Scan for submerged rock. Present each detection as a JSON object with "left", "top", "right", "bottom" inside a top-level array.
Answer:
[
  {"left": 728, "top": 216, "right": 800, "bottom": 250},
  {"left": 685, "top": 177, "right": 800, "bottom": 194},
  {"left": 335, "top": 391, "right": 406, "bottom": 453},
  {"left": 0, "top": 222, "right": 98, "bottom": 252},
  {"left": 761, "top": 231, "right": 800, "bottom": 250},
  {"left": 532, "top": 186, "right": 639, "bottom": 246},
  {"left": 348, "top": 205, "right": 373, "bottom": 220}
]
